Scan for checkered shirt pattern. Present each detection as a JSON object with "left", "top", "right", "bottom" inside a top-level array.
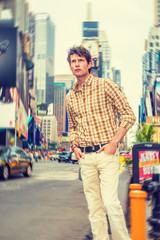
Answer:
[{"left": 66, "top": 74, "right": 136, "bottom": 147}]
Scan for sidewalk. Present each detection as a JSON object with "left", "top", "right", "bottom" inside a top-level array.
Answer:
[
  {"left": 118, "top": 170, "right": 152, "bottom": 240},
  {"left": 83, "top": 170, "right": 152, "bottom": 240}
]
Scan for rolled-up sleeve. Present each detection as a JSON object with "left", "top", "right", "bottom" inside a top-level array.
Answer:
[
  {"left": 105, "top": 79, "right": 136, "bottom": 131},
  {"left": 65, "top": 96, "right": 79, "bottom": 143}
]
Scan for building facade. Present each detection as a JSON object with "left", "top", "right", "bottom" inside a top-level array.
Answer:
[
  {"left": 54, "top": 83, "right": 67, "bottom": 135},
  {"left": 39, "top": 115, "right": 57, "bottom": 144},
  {"left": 99, "top": 30, "right": 111, "bottom": 78},
  {"left": 54, "top": 74, "right": 75, "bottom": 89},
  {"left": 0, "top": 0, "right": 32, "bottom": 147},
  {"left": 112, "top": 67, "right": 121, "bottom": 89},
  {"left": 34, "top": 13, "right": 55, "bottom": 105},
  {"left": 154, "top": 0, "right": 160, "bottom": 26}
]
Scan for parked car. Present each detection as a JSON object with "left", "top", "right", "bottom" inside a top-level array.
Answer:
[
  {"left": 71, "top": 152, "right": 78, "bottom": 164},
  {"left": 0, "top": 146, "right": 33, "bottom": 180},
  {"left": 58, "top": 151, "right": 71, "bottom": 163},
  {"left": 49, "top": 151, "right": 60, "bottom": 161}
]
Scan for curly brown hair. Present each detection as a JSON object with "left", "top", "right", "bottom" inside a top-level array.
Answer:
[{"left": 67, "top": 45, "right": 92, "bottom": 73}]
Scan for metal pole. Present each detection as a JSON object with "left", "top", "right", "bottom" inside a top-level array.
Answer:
[{"left": 15, "top": 128, "right": 16, "bottom": 147}]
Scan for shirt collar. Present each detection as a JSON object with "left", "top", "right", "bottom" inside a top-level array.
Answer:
[{"left": 73, "top": 74, "right": 93, "bottom": 92}]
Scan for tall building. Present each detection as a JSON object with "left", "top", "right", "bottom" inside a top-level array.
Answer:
[
  {"left": 139, "top": 0, "right": 160, "bottom": 143},
  {"left": 34, "top": 13, "right": 55, "bottom": 105},
  {"left": 54, "top": 74, "right": 75, "bottom": 89},
  {"left": 28, "top": 12, "right": 37, "bottom": 117},
  {"left": 145, "top": 26, "right": 160, "bottom": 52},
  {"left": 0, "top": 0, "right": 33, "bottom": 147},
  {"left": 39, "top": 115, "right": 57, "bottom": 144},
  {"left": 0, "top": 0, "right": 28, "bottom": 32},
  {"left": 112, "top": 68, "right": 121, "bottom": 89},
  {"left": 54, "top": 83, "right": 67, "bottom": 135},
  {"left": 154, "top": 0, "right": 160, "bottom": 26},
  {"left": 82, "top": 2, "right": 111, "bottom": 78},
  {"left": 99, "top": 30, "right": 111, "bottom": 78}
]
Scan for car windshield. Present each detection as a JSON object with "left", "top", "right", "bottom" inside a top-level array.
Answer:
[
  {"left": 60, "top": 152, "right": 70, "bottom": 156},
  {"left": 0, "top": 147, "right": 10, "bottom": 157}
]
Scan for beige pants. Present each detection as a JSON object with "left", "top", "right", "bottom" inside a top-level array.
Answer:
[{"left": 79, "top": 151, "right": 130, "bottom": 240}]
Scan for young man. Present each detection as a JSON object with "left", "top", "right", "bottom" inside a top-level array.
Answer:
[{"left": 66, "top": 45, "right": 136, "bottom": 240}]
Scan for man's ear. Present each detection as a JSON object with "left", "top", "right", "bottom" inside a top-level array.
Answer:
[{"left": 88, "top": 61, "right": 92, "bottom": 70}]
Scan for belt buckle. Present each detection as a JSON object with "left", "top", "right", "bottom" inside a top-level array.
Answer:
[{"left": 92, "top": 145, "right": 95, "bottom": 151}]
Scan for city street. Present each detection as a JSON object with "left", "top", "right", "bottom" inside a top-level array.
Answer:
[{"left": 0, "top": 160, "right": 91, "bottom": 240}]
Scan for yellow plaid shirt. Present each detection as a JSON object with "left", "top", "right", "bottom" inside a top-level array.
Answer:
[{"left": 66, "top": 74, "right": 136, "bottom": 147}]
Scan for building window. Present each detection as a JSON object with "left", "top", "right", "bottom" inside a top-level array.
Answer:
[
  {"left": 152, "top": 35, "right": 155, "bottom": 39},
  {"left": 156, "top": 35, "right": 159, "bottom": 39},
  {"left": 150, "top": 42, "right": 153, "bottom": 47},
  {"left": 156, "top": 42, "right": 159, "bottom": 47}
]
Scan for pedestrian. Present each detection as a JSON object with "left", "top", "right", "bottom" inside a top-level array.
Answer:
[
  {"left": 66, "top": 45, "right": 136, "bottom": 240},
  {"left": 35, "top": 151, "right": 38, "bottom": 162}
]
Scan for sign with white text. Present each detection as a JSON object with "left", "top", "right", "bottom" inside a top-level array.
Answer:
[
  {"left": 139, "top": 151, "right": 159, "bottom": 183},
  {"left": 132, "top": 143, "right": 160, "bottom": 184}
]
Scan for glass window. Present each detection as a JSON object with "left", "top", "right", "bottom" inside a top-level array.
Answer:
[
  {"left": 150, "top": 42, "right": 153, "bottom": 47},
  {"left": 156, "top": 35, "right": 159, "bottom": 39},
  {"left": 156, "top": 42, "right": 159, "bottom": 47},
  {"left": 152, "top": 35, "right": 155, "bottom": 39}
]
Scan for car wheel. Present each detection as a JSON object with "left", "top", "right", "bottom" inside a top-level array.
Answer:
[
  {"left": 1, "top": 165, "right": 9, "bottom": 180},
  {"left": 23, "top": 165, "right": 32, "bottom": 177}
]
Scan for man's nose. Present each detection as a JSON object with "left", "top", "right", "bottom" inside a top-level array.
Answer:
[{"left": 75, "top": 61, "right": 80, "bottom": 66}]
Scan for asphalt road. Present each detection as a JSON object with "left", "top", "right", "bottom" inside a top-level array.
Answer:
[{"left": 0, "top": 160, "right": 91, "bottom": 240}]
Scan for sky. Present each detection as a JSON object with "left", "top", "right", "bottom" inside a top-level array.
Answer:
[{"left": 28, "top": 0, "right": 154, "bottom": 144}]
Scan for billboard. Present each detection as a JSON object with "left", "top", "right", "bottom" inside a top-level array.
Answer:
[
  {"left": 17, "top": 99, "right": 28, "bottom": 138},
  {"left": 0, "top": 27, "right": 17, "bottom": 88},
  {"left": 37, "top": 103, "right": 48, "bottom": 116},
  {"left": 155, "top": 81, "right": 160, "bottom": 116},
  {"left": 83, "top": 21, "right": 99, "bottom": 38},
  {"left": 82, "top": 41, "right": 99, "bottom": 67},
  {"left": 138, "top": 150, "right": 159, "bottom": 182},
  {"left": 0, "top": 102, "right": 16, "bottom": 128},
  {"left": 132, "top": 143, "right": 160, "bottom": 184},
  {"left": 16, "top": 32, "right": 28, "bottom": 112}
]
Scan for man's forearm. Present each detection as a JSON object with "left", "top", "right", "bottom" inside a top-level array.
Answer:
[{"left": 110, "top": 126, "right": 127, "bottom": 146}]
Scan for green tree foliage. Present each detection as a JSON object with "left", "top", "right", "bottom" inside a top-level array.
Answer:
[{"left": 135, "top": 122, "right": 155, "bottom": 143}]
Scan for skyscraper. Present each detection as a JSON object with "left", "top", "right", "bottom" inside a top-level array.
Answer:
[
  {"left": 154, "top": 0, "right": 160, "bottom": 26},
  {"left": 82, "top": 2, "right": 111, "bottom": 78},
  {"left": 112, "top": 67, "right": 121, "bottom": 89},
  {"left": 34, "top": 13, "right": 55, "bottom": 105},
  {"left": 99, "top": 30, "right": 111, "bottom": 78},
  {"left": 54, "top": 83, "right": 67, "bottom": 135}
]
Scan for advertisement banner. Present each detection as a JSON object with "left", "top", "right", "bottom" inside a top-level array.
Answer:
[
  {"left": 82, "top": 41, "right": 99, "bottom": 67},
  {"left": 155, "top": 81, "right": 160, "bottom": 116},
  {"left": 0, "top": 27, "right": 17, "bottom": 88},
  {"left": 16, "top": 32, "right": 28, "bottom": 112},
  {"left": 17, "top": 99, "right": 28, "bottom": 138},
  {"left": 139, "top": 150, "right": 159, "bottom": 183},
  {"left": 0, "top": 102, "right": 16, "bottom": 128}
]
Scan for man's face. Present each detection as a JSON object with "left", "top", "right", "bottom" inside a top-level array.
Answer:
[{"left": 70, "top": 54, "right": 92, "bottom": 78}]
